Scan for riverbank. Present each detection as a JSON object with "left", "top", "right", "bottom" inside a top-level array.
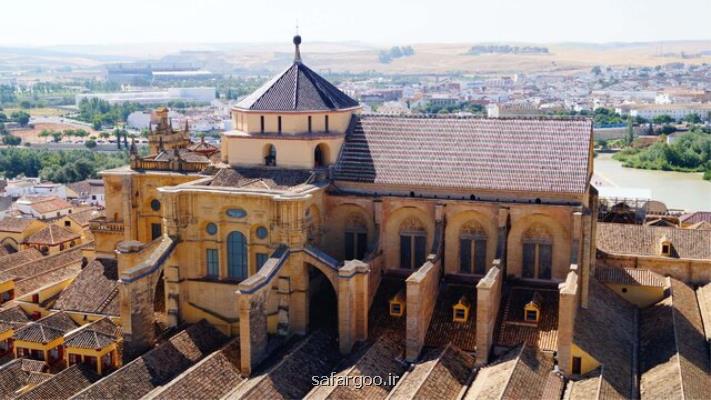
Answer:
[{"left": 594, "top": 153, "right": 711, "bottom": 212}]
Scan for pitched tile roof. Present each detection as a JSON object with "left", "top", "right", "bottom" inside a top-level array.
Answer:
[
  {"left": 333, "top": 115, "right": 593, "bottom": 194},
  {"left": 67, "top": 208, "right": 101, "bottom": 227},
  {"left": 639, "top": 279, "right": 711, "bottom": 400},
  {"left": 64, "top": 318, "right": 119, "bottom": 350},
  {"left": 13, "top": 311, "right": 78, "bottom": 343},
  {"left": 228, "top": 330, "right": 342, "bottom": 400},
  {"left": 496, "top": 286, "right": 559, "bottom": 352},
  {"left": 0, "top": 218, "right": 36, "bottom": 233},
  {"left": 26, "top": 197, "right": 73, "bottom": 214},
  {"left": 147, "top": 339, "right": 242, "bottom": 400},
  {"left": 151, "top": 148, "right": 209, "bottom": 163},
  {"left": 463, "top": 344, "right": 556, "bottom": 400},
  {"left": 53, "top": 258, "right": 119, "bottom": 316},
  {"left": 425, "top": 284, "right": 477, "bottom": 352},
  {"left": 597, "top": 222, "right": 711, "bottom": 260},
  {"left": 595, "top": 267, "right": 667, "bottom": 288},
  {"left": 208, "top": 167, "right": 316, "bottom": 190},
  {"left": 0, "top": 249, "right": 43, "bottom": 272},
  {"left": 66, "top": 180, "right": 104, "bottom": 197},
  {"left": 680, "top": 211, "right": 711, "bottom": 225},
  {"left": 16, "top": 364, "right": 99, "bottom": 400},
  {"left": 0, "top": 246, "right": 84, "bottom": 284},
  {"left": 573, "top": 279, "right": 636, "bottom": 399},
  {"left": 23, "top": 225, "right": 80, "bottom": 246},
  {"left": 73, "top": 320, "right": 228, "bottom": 400},
  {"left": 235, "top": 61, "right": 359, "bottom": 112},
  {"left": 0, "top": 359, "right": 48, "bottom": 399},
  {"left": 0, "top": 306, "right": 31, "bottom": 335},
  {"left": 389, "top": 343, "right": 475, "bottom": 400}
]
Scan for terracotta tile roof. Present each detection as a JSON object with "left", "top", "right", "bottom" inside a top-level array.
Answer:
[
  {"left": 0, "top": 246, "right": 84, "bottom": 285},
  {"left": 595, "top": 267, "right": 667, "bottom": 288},
  {"left": 13, "top": 311, "right": 78, "bottom": 343},
  {"left": 66, "top": 180, "right": 104, "bottom": 197},
  {"left": 151, "top": 148, "right": 209, "bottom": 163},
  {"left": 67, "top": 208, "right": 101, "bottom": 227},
  {"left": 53, "top": 258, "right": 119, "bottom": 316},
  {"left": 229, "top": 330, "right": 342, "bottom": 400},
  {"left": 235, "top": 61, "right": 359, "bottom": 112},
  {"left": 23, "top": 225, "right": 79, "bottom": 246},
  {"left": 13, "top": 261, "right": 83, "bottom": 298},
  {"left": 73, "top": 320, "right": 228, "bottom": 400},
  {"left": 0, "top": 359, "right": 48, "bottom": 399},
  {"left": 686, "top": 220, "right": 711, "bottom": 230},
  {"left": 208, "top": 167, "right": 315, "bottom": 190},
  {"left": 680, "top": 211, "right": 711, "bottom": 225},
  {"left": 367, "top": 277, "right": 407, "bottom": 339},
  {"left": 309, "top": 331, "right": 406, "bottom": 400},
  {"left": 148, "top": 339, "right": 242, "bottom": 400},
  {"left": 597, "top": 222, "right": 711, "bottom": 260},
  {"left": 425, "top": 284, "right": 478, "bottom": 352},
  {"left": 16, "top": 364, "right": 99, "bottom": 400},
  {"left": 26, "top": 197, "right": 73, "bottom": 214},
  {"left": 639, "top": 279, "right": 710, "bottom": 400},
  {"left": 573, "top": 279, "right": 636, "bottom": 399},
  {"left": 389, "top": 343, "right": 475, "bottom": 400},
  {"left": 496, "top": 286, "right": 559, "bottom": 351},
  {"left": 566, "top": 369, "right": 603, "bottom": 400},
  {"left": 0, "top": 248, "right": 43, "bottom": 272},
  {"left": 0, "top": 306, "right": 31, "bottom": 334},
  {"left": 333, "top": 116, "right": 593, "bottom": 194},
  {"left": 463, "top": 344, "right": 555, "bottom": 400},
  {"left": 187, "top": 139, "right": 219, "bottom": 154},
  {"left": 698, "top": 282, "right": 711, "bottom": 344},
  {"left": 64, "top": 318, "right": 119, "bottom": 350},
  {"left": 0, "top": 218, "right": 36, "bottom": 233}
]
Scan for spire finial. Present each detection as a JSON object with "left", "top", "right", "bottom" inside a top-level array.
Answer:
[{"left": 293, "top": 32, "right": 302, "bottom": 63}]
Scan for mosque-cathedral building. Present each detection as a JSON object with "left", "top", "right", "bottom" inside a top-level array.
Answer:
[{"left": 0, "top": 36, "right": 710, "bottom": 399}]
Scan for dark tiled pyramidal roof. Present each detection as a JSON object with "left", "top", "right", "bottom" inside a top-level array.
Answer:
[
  {"left": 235, "top": 61, "right": 359, "bottom": 112},
  {"left": 333, "top": 115, "right": 593, "bottom": 194}
]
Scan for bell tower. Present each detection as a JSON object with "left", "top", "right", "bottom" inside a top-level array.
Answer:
[{"left": 147, "top": 107, "right": 191, "bottom": 155}]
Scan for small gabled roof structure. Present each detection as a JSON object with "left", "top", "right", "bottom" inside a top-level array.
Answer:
[
  {"left": 22, "top": 225, "right": 80, "bottom": 246},
  {"left": 13, "top": 311, "right": 78, "bottom": 344},
  {"left": 53, "top": 258, "right": 119, "bottom": 317},
  {"left": 64, "top": 318, "right": 120, "bottom": 350}
]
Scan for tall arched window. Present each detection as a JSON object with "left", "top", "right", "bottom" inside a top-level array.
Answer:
[
  {"left": 344, "top": 213, "right": 368, "bottom": 260},
  {"left": 399, "top": 217, "right": 426, "bottom": 269},
  {"left": 264, "top": 144, "right": 276, "bottom": 166},
  {"left": 227, "top": 231, "right": 248, "bottom": 280},
  {"left": 314, "top": 143, "right": 328, "bottom": 168},
  {"left": 459, "top": 222, "right": 487, "bottom": 274},
  {"left": 522, "top": 225, "right": 553, "bottom": 280}
]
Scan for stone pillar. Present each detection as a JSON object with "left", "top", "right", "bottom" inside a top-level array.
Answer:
[
  {"left": 581, "top": 212, "right": 592, "bottom": 308},
  {"left": 557, "top": 268, "right": 579, "bottom": 376},
  {"left": 239, "top": 289, "right": 268, "bottom": 377},
  {"left": 164, "top": 265, "right": 180, "bottom": 328},
  {"left": 476, "top": 264, "right": 502, "bottom": 366},
  {"left": 405, "top": 260, "right": 440, "bottom": 362},
  {"left": 496, "top": 208, "right": 509, "bottom": 268},
  {"left": 289, "top": 259, "right": 308, "bottom": 335},
  {"left": 338, "top": 260, "right": 369, "bottom": 354}
]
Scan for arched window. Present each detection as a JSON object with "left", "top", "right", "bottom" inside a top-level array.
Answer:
[
  {"left": 459, "top": 222, "right": 487, "bottom": 274},
  {"left": 264, "top": 144, "right": 277, "bottom": 166},
  {"left": 399, "top": 217, "right": 426, "bottom": 269},
  {"left": 227, "top": 231, "right": 248, "bottom": 280},
  {"left": 314, "top": 143, "right": 328, "bottom": 168},
  {"left": 344, "top": 213, "right": 368, "bottom": 260},
  {"left": 522, "top": 224, "right": 553, "bottom": 280}
]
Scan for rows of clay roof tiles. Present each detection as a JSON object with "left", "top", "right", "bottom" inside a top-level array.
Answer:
[
  {"left": 72, "top": 320, "right": 227, "bottom": 400},
  {"left": 424, "top": 284, "right": 477, "bottom": 352},
  {"left": 15, "top": 364, "right": 99, "bottom": 400},
  {"left": 0, "top": 249, "right": 43, "bottom": 272},
  {"left": 595, "top": 267, "right": 667, "bottom": 288},
  {"left": 0, "top": 246, "right": 84, "bottom": 284},
  {"left": 333, "top": 116, "right": 592, "bottom": 194},
  {"left": 63, "top": 318, "right": 119, "bottom": 350},
  {"left": 25, "top": 197, "right": 73, "bottom": 214},
  {"left": 0, "top": 218, "right": 37, "bottom": 233},
  {"left": 639, "top": 279, "right": 711, "bottom": 399},
  {"left": 13, "top": 311, "right": 77, "bottom": 343},
  {"left": 597, "top": 222, "right": 711, "bottom": 260},
  {"left": 0, "top": 358, "right": 48, "bottom": 399},
  {"left": 389, "top": 343, "right": 476, "bottom": 400},
  {"left": 52, "top": 258, "right": 119, "bottom": 317},
  {"left": 496, "top": 286, "right": 559, "bottom": 352},
  {"left": 22, "top": 225, "right": 79, "bottom": 246}
]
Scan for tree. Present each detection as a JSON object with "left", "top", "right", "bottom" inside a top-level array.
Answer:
[
  {"left": 625, "top": 118, "right": 635, "bottom": 146},
  {"left": 51, "top": 131, "right": 63, "bottom": 143},
  {"left": 2, "top": 135, "right": 21, "bottom": 146},
  {"left": 684, "top": 113, "right": 702, "bottom": 124},
  {"left": 653, "top": 114, "right": 674, "bottom": 125},
  {"left": 591, "top": 66, "right": 602, "bottom": 75},
  {"left": 10, "top": 111, "right": 30, "bottom": 127},
  {"left": 84, "top": 140, "right": 97, "bottom": 149},
  {"left": 19, "top": 100, "right": 32, "bottom": 109},
  {"left": 0, "top": 112, "right": 7, "bottom": 123}
]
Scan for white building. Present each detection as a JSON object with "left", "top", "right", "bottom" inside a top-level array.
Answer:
[
  {"left": 13, "top": 196, "right": 74, "bottom": 220},
  {"left": 76, "top": 87, "right": 216, "bottom": 106},
  {"left": 629, "top": 103, "right": 711, "bottom": 121}
]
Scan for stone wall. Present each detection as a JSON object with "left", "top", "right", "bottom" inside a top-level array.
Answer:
[
  {"left": 475, "top": 264, "right": 502, "bottom": 365},
  {"left": 598, "top": 251, "right": 711, "bottom": 285},
  {"left": 557, "top": 267, "right": 579, "bottom": 376},
  {"left": 405, "top": 258, "right": 441, "bottom": 361}
]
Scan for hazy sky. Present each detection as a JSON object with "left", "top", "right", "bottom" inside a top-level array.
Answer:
[{"left": 1, "top": 0, "right": 710, "bottom": 46}]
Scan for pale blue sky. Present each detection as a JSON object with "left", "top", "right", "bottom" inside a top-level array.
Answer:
[{"left": 1, "top": 0, "right": 710, "bottom": 46}]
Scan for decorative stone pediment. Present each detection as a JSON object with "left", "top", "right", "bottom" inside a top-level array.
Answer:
[{"left": 399, "top": 216, "right": 424, "bottom": 232}]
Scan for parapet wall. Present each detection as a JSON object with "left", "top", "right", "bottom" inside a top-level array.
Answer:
[{"left": 405, "top": 257, "right": 441, "bottom": 361}]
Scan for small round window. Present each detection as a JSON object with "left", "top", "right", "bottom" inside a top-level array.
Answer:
[
  {"left": 150, "top": 199, "right": 161, "bottom": 211},
  {"left": 256, "top": 226, "right": 268, "bottom": 239},
  {"left": 206, "top": 223, "right": 218, "bottom": 235}
]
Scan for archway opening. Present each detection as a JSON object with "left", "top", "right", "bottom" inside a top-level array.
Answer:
[
  {"left": 154, "top": 270, "right": 166, "bottom": 324},
  {"left": 314, "top": 143, "right": 329, "bottom": 168},
  {"left": 263, "top": 144, "right": 277, "bottom": 166},
  {"left": 307, "top": 264, "right": 337, "bottom": 333}
]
